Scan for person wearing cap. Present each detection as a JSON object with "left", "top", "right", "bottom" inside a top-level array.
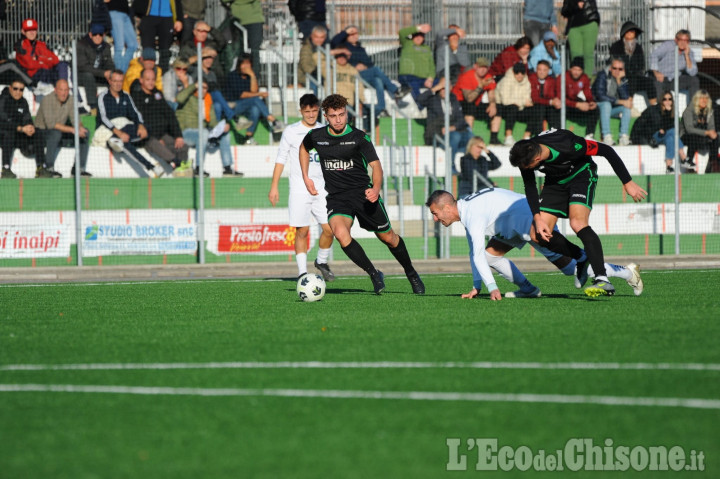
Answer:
[
  {"left": 495, "top": 62, "right": 534, "bottom": 146},
  {"left": 77, "top": 23, "right": 115, "bottom": 111},
  {"left": 434, "top": 24, "right": 471, "bottom": 84},
  {"left": 523, "top": 0, "right": 558, "bottom": 48},
  {"left": 14, "top": 18, "right": 69, "bottom": 86},
  {"left": 398, "top": 24, "right": 435, "bottom": 105},
  {"left": 563, "top": 56, "right": 598, "bottom": 139},
  {"left": 123, "top": 47, "right": 163, "bottom": 93},
  {"left": 451, "top": 57, "right": 500, "bottom": 143},
  {"left": 178, "top": 20, "right": 225, "bottom": 77},
  {"left": 134, "top": 0, "right": 184, "bottom": 72},
  {"left": 528, "top": 31, "right": 562, "bottom": 76},
  {"left": 488, "top": 36, "right": 532, "bottom": 81},
  {"left": 162, "top": 58, "right": 194, "bottom": 110}
]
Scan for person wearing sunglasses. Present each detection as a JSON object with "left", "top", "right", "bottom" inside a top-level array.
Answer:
[
  {"left": 630, "top": 91, "right": 687, "bottom": 173},
  {"left": 76, "top": 24, "right": 115, "bottom": 112},
  {"left": 592, "top": 57, "right": 632, "bottom": 146}
]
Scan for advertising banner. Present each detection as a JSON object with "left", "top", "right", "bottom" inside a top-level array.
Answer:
[
  {"left": 214, "top": 225, "right": 308, "bottom": 255},
  {"left": 82, "top": 224, "right": 197, "bottom": 256},
  {"left": 0, "top": 225, "right": 71, "bottom": 258}
]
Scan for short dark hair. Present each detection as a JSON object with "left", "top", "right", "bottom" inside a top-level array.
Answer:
[
  {"left": 509, "top": 139, "right": 542, "bottom": 168},
  {"left": 299, "top": 93, "right": 319, "bottom": 109},
  {"left": 9, "top": 75, "right": 26, "bottom": 87},
  {"left": 425, "top": 190, "right": 455, "bottom": 208},
  {"left": 322, "top": 94, "right": 348, "bottom": 112},
  {"left": 514, "top": 35, "right": 533, "bottom": 50},
  {"left": 111, "top": 68, "right": 125, "bottom": 78},
  {"left": 536, "top": 59, "right": 551, "bottom": 69}
]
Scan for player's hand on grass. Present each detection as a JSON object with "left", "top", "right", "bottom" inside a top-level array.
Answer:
[
  {"left": 268, "top": 187, "right": 279, "bottom": 206},
  {"left": 365, "top": 187, "right": 380, "bottom": 203},
  {"left": 461, "top": 288, "right": 479, "bottom": 299},
  {"left": 489, "top": 289, "right": 502, "bottom": 301},
  {"left": 624, "top": 180, "right": 648, "bottom": 203},
  {"left": 304, "top": 178, "right": 318, "bottom": 195}
]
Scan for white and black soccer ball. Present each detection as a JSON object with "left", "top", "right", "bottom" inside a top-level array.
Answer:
[{"left": 296, "top": 273, "right": 326, "bottom": 302}]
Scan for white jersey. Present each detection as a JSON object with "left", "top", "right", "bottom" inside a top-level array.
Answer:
[
  {"left": 275, "top": 120, "right": 325, "bottom": 193},
  {"left": 457, "top": 187, "right": 534, "bottom": 290}
]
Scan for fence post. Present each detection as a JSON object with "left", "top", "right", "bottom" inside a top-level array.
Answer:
[
  {"left": 197, "top": 42, "right": 206, "bottom": 265},
  {"left": 71, "top": 40, "right": 83, "bottom": 266}
]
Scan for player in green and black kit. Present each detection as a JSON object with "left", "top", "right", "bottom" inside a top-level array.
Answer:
[
  {"left": 299, "top": 94, "right": 424, "bottom": 295},
  {"left": 509, "top": 128, "right": 648, "bottom": 296}
]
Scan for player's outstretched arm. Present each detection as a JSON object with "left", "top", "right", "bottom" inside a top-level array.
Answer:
[
  {"left": 299, "top": 144, "right": 317, "bottom": 196},
  {"left": 623, "top": 180, "right": 648, "bottom": 203},
  {"left": 365, "top": 161, "right": 383, "bottom": 203},
  {"left": 268, "top": 163, "right": 285, "bottom": 206}
]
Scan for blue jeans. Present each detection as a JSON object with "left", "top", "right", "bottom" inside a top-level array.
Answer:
[
  {"left": 182, "top": 128, "right": 233, "bottom": 168},
  {"left": 210, "top": 91, "right": 236, "bottom": 122},
  {"left": 359, "top": 66, "right": 398, "bottom": 112},
  {"left": 109, "top": 10, "right": 138, "bottom": 73},
  {"left": 598, "top": 101, "right": 631, "bottom": 137},
  {"left": 450, "top": 129, "right": 473, "bottom": 171},
  {"left": 653, "top": 128, "right": 684, "bottom": 160},
  {"left": 398, "top": 74, "right": 427, "bottom": 107},
  {"left": 232, "top": 97, "right": 271, "bottom": 134}
]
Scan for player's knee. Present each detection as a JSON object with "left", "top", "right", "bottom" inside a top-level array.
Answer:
[{"left": 569, "top": 219, "right": 589, "bottom": 233}]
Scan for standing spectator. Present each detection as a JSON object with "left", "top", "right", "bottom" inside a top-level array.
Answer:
[
  {"left": 331, "top": 25, "right": 401, "bottom": 116},
  {"left": 630, "top": 91, "right": 687, "bottom": 173},
  {"left": 131, "top": 69, "right": 189, "bottom": 175},
  {"left": 178, "top": 20, "right": 225, "bottom": 77},
  {"left": 222, "top": 54, "right": 285, "bottom": 145},
  {"left": 135, "top": 0, "right": 184, "bottom": 72},
  {"left": 523, "top": 0, "right": 558, "bottom": 48},
  {"left": 107, "top": 0, "right": 138, "bottom": 73},
  {"left": 398, "top": 24, "right": 435, "bottom": 105},
  {"left": 458, "top": 136, "right": 501, "bottom": 196},
  {"left": 14, "top": 18, "right": 69, "bottom": 87},
  {"left": 0, "top": 77, "right": 54, "bottom": 178},
  {"left": 91, "top": 0, "right": 113, "bottom": 35},
  {"left": 180, "top": 0, "right": 207, "bottom": 44},
  {"left": 561, "top": 0, "right": 600, "bottom": 76},
  {"left": 451, "top": 57, "right": 499, "bottom": 142},
  {"left": 124, "top": 47, "right": 163, "bottom": 93},
  {"left": 609, "top": 21, "right": 657, "bottom": 108},
  {"left": 488, "top": 36, "right": 533, "bottom": 81},
  {"left": 495, "top": 63, "right": 534, "bottom": 146},
  {"left": 162, "top": 58, "right": 194, "bottom": 110},
  {"left": 564, "top": 56, "right": 598, "bottom": 138},
  {"left": 298, "top": 26, "right": 348, "bottom": 93},
  {"left": 651, "top": 29, "right": 699, "bottom": 102},
  {"left": 288, "top": 0, "right": 327, "bottom": 41},
  {"left": 221, "top": 0, "right": 264, "bottom": 73},
  {"left": 528, "top": 31, "right": 562, "bottom": 76},
  {"left": 175, "top": 81, "right": 244, "bottom": 176},
  {"left": 434, "top": 24, "right": 471, "bottom": 84},
  {"left": 529, "top": 60, "right": 561, "bottom": 133},
  {"left": 35, "top": 79, "right": 91, "bottom": 177},
  {"left": 680, "top": 90, "right": 719, "bottom": 173},
  {"left": 593, "top": 57, "right": 632, "bottom": 146},
  {"left": 77, "top": 24, "right": 115, "bottom": 112}
]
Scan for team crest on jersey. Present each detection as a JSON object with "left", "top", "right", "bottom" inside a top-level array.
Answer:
[{"left": 574, "top": 143, "right": 582, "bottom": 151}]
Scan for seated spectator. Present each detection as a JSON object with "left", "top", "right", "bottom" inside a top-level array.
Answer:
[
  {"left": 176, "top": 81, "right": 243, "bottom": 176},
  {"left": 288, "top": 0, "right": 328, "bottom": 42},
  {"left": 451, "top": 57, "right": 499, "bottom": 142},
  {"left": 131, "top": 69, "right": 189, "bottom": 176},
  {"left": 434, "top": 24, "right": 471, "bottom": 83},
  {"left": 651, "top": 30, "right": 699, "bottom": 101},
  {"left": 14, "top": 18, "right": 69, "bottom": 87},
  {"left": 680, "top": 89, "right": 719, "bottom": 173},
  {"left": 398, "top": 24, "right": 435, "bottom": 104},
  {"left": 495, "top": 63, "right": 534, "bottom": 146},
  {"left": 528, "top": 31, "right": 561, "bottom": 76},
  {"left": 458, "top": 136, "right": 500, "bottom": 196},
  {"left": 609, "top": 21, "right": 657, "bottom": 108},
  {"left": 630, "top": 91, "right": 687, "bottom": 173},
  {"left": 564, "top": 56, "right": 598, "bottom": 138},
  {"left": 180, "top": 0, "right": 208, "bottom": 44},
  {"left": 162, "top": 58, "right": 194, "bottom": 110},
  {"left": 325, "top": 52, "right": 366, "bottom": 122},
  {"left": 299, "top": 25, "right": 349, "bottom": 94},
  {"left": 488, "top": 36, "right": 532, "bottom": 81},
  {"left": 77, "top": 23, "right": 115, "bottom": 112},
  {"left": 593, "top": 57, "right": 632, "bottom": 146},
  {"left": 178, "top": 20, "right": 225, "bottom": 77},
  {"left": 331, "top": 25, "right": 401, "bottom": 116},
  {"left": 191, "top": 47, "right": 240, "bottom": 127},
  {"left": 222, "top": 54, "right": 285, "bottom": 144},
  {"left": 418, "top": 76, "right": 472, "bottom": 171},
  {"left": 0, "top": 77, "right": 55, "bottom": 178},
  {"left": 35, "top": 79, "right": 91, "bottom": 177},
  {"left": 528, "top": 60, "right": 561, "bottom": 133},
  {"left": 124, "top": 47, "right": 163, "bottom": 93},
  {"left": 94, "top": 69, "right": 161, "bottom": 176}
]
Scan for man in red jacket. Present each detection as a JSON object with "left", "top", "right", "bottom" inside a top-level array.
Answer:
[
  {"left": 14, "top": 18, "right": 69, "bottom": 87},
  {"left": 563, "top": 56, "right": 598, "bottom": 139},
  {"left": 528, "top": 60, "right": 561, "bottom": 134}
]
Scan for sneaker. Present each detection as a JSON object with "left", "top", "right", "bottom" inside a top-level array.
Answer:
[
  {"left": 394, "top": 86, "right": 411, "bottom": 100},
  {"left": 243, "top": 136, "right": 258, "bottom": 146},
  {"left": 584, "top": 278, "right": 615, "bottom": 297},
  {"left": 107, "top": 137, "right": 124, "bottom": 153},
  {"left": 314, "top": 260, "right": 335, "bottom": 282},
  {"left": 233, "top": 116, "right": 253, "bottom": 131},
  {"left": 173, "top": 161, "right": 193, "bottom": 178},
  {"left": 151, "top": 164, "right": 165, "bottom": 178},
  {"left": 504, "top": 135, "right": 514, "bottom": 146},
  {"left": 505, "top": 286, "right": 541, "bottom": 298},
  {"left": 626, "top": 263, "right": 644, "bottom": 296},
  {"left": 370, "top": 270, "right": 385, "bottom": 294},
  {"left": 1, "top": 167, "right": 17, "bottom": 179},
  {"left": 584, "top": 133, "right": 595, "bottom": 140},
  {"left": 575, "top": 256, "right": 590, "bottom": 288},
  {"left": 378, "top": 109, "right": 391, "bottom": 118},
  {"left": 271, "top": 119, "right": 285, "bottom": 133},
  {"left": 193, "top": 167, "right": 210, "bottom": 177},
  {"left": 35, "top": 166, "right": 54, "bottom": 178},
  {"left": 222, "top": 166, "right": 244, "bottom": 177},
  {"left": 407, "top": 271, "right": 425, "bottom": 294},
  {"left": 602, "top": 134, "right": 615, "bottom": 146},
  {"left": 71, "top": 167, "right": 92, "bottom": 177},
  {"left": 666, "top": 166, "right": 674, "bottom": 174},
  {"left": 618, "top": 134, "right": 631, "bottom": 146}
]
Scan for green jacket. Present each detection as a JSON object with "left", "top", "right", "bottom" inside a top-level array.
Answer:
[
  {"left": 175, "top": 83, "right": 219, "bottom": 131},
  {"left": 398, "top": 25, "right": 435, "bottom": 78},
  {"left": 220, "top": 0, "right": 264, "bottom": 25}
]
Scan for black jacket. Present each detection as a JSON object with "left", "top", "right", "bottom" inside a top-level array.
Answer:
[
  {"left": 130, "top": 87, "right": 183, "bottom": 139},
  {"left": 609, "top": 21, "right": 646, "bottom": 78},
  {"left": 562, "top": 0, "right": 600, "bottom": 33},
  {"left": 77, "top": 34, "right": 115, "bottom": 79},
  {"left": 288, "top": 0, "right": 326, "bottom": 23},
  {"left": 0, "top": 87, "right": 33, "bottom": 132}
]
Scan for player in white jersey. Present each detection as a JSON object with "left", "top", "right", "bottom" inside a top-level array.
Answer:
[
  {"left": 269, "top": 94, "right": 335, "bottom": 280},
  {"left": 426, "top": 189, "right": 643, "bottom": 299}
]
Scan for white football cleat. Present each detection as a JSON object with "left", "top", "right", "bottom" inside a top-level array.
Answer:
[
  {"left": 626, "top": 263, "right": 644, "bottom": 296},
  {"left": 505, "top": 287, "right": 542, "bottom": 298}
]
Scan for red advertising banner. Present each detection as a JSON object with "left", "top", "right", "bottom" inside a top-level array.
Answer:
[{"left": 216, "top": 225, "right": 309, "bottom": 254}]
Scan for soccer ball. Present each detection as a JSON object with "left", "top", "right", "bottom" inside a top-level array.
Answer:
[{"left": 296, "top": 273, "right": 326, "bottom": 302}]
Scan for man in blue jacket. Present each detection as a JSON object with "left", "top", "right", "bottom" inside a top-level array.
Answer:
[{"left": 592, "top": 57, "right": 632, "bottom": 146}]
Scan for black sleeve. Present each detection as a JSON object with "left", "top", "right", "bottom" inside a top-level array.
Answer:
[
  {"left": 521, "top": 168, "right": 541, "bottom": 216},
  {"left": 358, "top": 131, "right": 380, "bottom": 164},
  {"left": 487, "top": 151, "right": 501, "bottom": 170},
  {"left": 301, "top": 131, "right": 315, "bottom": 152},
  {"left": 596, "top": 142, "right": 633, "bottom": 184}
]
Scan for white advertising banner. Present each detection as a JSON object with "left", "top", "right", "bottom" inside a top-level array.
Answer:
[
  {"left": 0, "top": 225, "right": 72, "bottom": 258},
  {"left": 82, "top": 224, "right": 197, "bottom": 256}
]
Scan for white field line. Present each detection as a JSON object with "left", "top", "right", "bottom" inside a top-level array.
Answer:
[
  {"left": 1, "top": 361, "right": 719, "bottom": 372},
  {"left": 0, "top": 384, "right": 718, "bottom": 410}
]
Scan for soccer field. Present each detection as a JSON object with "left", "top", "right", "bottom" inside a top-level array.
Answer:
[{"left": 1, "top": 270, "right": 719, "bottom": 478}]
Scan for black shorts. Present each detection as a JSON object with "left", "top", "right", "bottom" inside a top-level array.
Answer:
[
  {"left": 460, "top": 100, "right": 493, "bottom": 121},
  {"left": 326, "top": 189, "right": 392, "bottom": 233},
  {"left": 540, "top": 164, "right": 598, "bottom": 218}
]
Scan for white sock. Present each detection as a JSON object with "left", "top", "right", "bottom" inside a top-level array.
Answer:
[
  {"left": 296, "top": 252, "right": 307, "bottom": 276},
  {"left": 587, "top": 263, "right": 630, "bottom": 281},
  {"left": 486, "top": 252, "right": 534, "bottom": 291},
  {"left": 316, "top": 247, "right": 331, "bottom": 264}
]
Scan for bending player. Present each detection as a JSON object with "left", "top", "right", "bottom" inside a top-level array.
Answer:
[
  {"left": 300, "top": 94, "right": 424, "bottom": 295},
  {"left": 509, "top": 128, "right": 647, "bottom": 297},
  {"left": 426, "top": 188, "right": 643, "bottom": 299},
  {"left": 269, "top": 94, "right": 335, "bottom": 281}
]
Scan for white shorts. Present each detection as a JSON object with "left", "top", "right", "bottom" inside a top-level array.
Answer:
[{"left": 288, "top": 187, "right": 329, "bottom": 227}]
